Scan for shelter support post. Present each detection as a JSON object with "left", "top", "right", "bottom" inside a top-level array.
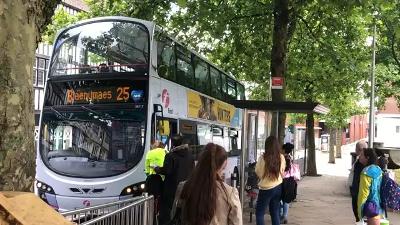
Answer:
[{"left": 240, "top": 109, "right": 248, "bottom": 210}]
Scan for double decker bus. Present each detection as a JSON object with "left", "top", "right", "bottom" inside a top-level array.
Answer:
[{"left": 35, "top": 16, "right": 245, "bottom": 211}]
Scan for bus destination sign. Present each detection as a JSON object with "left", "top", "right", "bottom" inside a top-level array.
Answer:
[{"left": 66, "top": 86, "right": 144, "bottom": 104}]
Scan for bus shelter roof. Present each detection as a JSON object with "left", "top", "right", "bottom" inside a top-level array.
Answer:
[{"left": 231, "top": 100, "right": 330, "bottom": 114}]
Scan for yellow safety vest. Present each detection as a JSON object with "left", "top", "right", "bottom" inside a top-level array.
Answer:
[{"left": 145, "top": 148, "right": 166, "bottom": 175}]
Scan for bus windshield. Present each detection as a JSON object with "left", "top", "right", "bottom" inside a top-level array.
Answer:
[
  {"left": 40, "top": 106, "right": 146, "bottom": 178},
  {"left": 51, "top": 21, "right": 149, "bottom": 76}
]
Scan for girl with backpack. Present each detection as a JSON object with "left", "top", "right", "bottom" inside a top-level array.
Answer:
[
  {"left": 280, "top": 143, "right": 299, "bottom": 224},
  {"left": 357, "top": 148, "right": 383, "bottom": 225},
  {"left": 255, "top": 136, "right": 286, "bottom": 225},
  {"left": 171, "top": 143, "right": 242, "bottom": 225}
]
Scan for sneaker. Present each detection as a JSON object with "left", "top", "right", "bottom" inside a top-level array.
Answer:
[{"left": 280, "top": 218, "right": 288, "bottom": 224}]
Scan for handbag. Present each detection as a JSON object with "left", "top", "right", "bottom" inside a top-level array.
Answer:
[{"left": 290, "top": 163, "right": 301, "bottom": 181}]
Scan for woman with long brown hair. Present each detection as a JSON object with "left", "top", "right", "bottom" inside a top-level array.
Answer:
[
  {"left": 172, "top": 143, "right": 242, "bottom": 225},
  {"left": 255, "top": 136, "right": 286, "bottom": 225}
]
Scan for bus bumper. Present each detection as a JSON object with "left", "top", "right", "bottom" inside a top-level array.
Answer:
[{"left": 55, "top": 195, "right": 121, "bottom": 213}]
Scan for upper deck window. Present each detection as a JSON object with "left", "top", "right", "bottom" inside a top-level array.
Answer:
[
  {"left": 51, "top": 21, "right": 149, "bottom": 76},
  {"left": 227, "top": 77, "right": 237, "bottom": 99},
  {"left": 194, "top": 56, "right": 210, "bottom": 94},
  {"left": 157, "top": 35, "right": 176, "bottom": 81},
  {"left": 210, "top": 67, "right": 222, "bottom": 99},
  {"left": 176, "top": 45, "right": 194, "bottom": 88},
  {"left": 237, "top": 83, "right": 245, "bottom": 100}
]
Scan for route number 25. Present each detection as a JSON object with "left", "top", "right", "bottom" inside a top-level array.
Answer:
[{"left": 117, "top": 87, "right": 130, "bottom": 101}]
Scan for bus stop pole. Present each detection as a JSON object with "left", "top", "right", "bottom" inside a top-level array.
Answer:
[
  {"left": 276, "top": 111, "right": 279, "bottom": 138},
  {"left": 255, "top": 110, "right": 259, "bottom": 161},
  {"left": 240, "top": 109, "right": 248, "bottom": 210}
]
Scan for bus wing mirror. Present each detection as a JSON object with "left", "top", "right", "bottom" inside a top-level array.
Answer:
[{"left": 154, "top": 104, "right": 163, "bottom": 113}]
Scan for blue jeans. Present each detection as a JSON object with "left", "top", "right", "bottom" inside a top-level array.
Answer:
[
  {"left": 280, "top": 201, "right": 289, "bottom": 218},
  {"left": 256, "top": 184, "right": 282, "bottom": 225}
]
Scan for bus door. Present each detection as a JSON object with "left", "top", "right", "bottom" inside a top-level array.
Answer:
[{"left": 153, "top": 117, "right": 177, "bottom": 150}]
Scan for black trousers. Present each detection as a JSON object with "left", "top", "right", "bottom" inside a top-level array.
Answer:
[
  {"left": 158, "top": 195, "right": 174, "bottom": 225},
  {"left": 351, "top": 188, "right": 360, "bottom": 222}
]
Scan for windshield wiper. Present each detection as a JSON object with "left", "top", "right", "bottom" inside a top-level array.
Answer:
[
  {"left": 80, "top": 106, "right": 114, "bottom": 120},
  {"left": 49, "top": 106, "right": 70, "bottom": 120}
]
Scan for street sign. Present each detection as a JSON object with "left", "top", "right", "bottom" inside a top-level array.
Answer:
[{"left": 271, "top": 77, "right": 284, "bottom": 89}]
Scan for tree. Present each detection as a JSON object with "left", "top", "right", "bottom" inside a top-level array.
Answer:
[
  {"left": 372, "top": 1, "right": 400, "bottom": 108},
  {"left": 0, "top": 0, "right": 60, "bottom": 191},
  {"left": 165, "top": 1, "right": 371, "bottom": 175}
]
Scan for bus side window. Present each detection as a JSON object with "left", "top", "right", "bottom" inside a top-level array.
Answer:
[
  {"left": 220, "top": 72, "right": 227, "bottom": 100},
  {"left": 193, "top": 56, "right": 210, "bottom": 95},
  {"left": 237, "top": 83, "right": 245, "bottom": 100},
  {"left": 227, "top": 77, "right": 237, "bottom": 100},
  {"left": 179, "top": 120, "right": 197, "bottom": 146},
  {"left": 157, "top": 36, "right": 176, "bottom": 81},
  {"left": 210, "top": 67, "right": 222, "bottom": 100},
  {"left": 176, "top": 45, "right": 194, "bottom": 88}
]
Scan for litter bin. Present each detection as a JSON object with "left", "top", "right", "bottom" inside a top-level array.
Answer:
[{"left": 321, "top": 134, "right": 329, "bottom": 152}]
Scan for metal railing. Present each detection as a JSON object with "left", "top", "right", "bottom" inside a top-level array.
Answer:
[{"left": 62, "top": 194, "right": 153, "bottom": 225}]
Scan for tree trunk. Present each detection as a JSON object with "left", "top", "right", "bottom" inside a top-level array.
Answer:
[
  {"left": 328, "top": 127, "right": 336, "bottom": 164},
  {"left": 0, "top": 0, "right": 59, "bottom": 191},
  {"left": 270, "top": 0, "right": 289, "bottom": 141},
  {"left": 336, "top": 128, "right": 342, "bottom": 158},
  {"left": 306, "top": 113, "right": 317, "bottom": 176},
  {"left": 270, "top": 112, "right": 287, "bottom": 144}
]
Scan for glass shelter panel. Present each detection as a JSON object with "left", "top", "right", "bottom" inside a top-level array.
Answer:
[{"left": 257, "top": 111, "right": 267, "bottom": 160}]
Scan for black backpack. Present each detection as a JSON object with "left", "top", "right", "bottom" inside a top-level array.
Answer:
[{"left": 281, "top": 176, "right": 297, "bottom": 203}]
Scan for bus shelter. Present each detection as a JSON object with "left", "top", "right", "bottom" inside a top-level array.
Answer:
[{"left": 231, "top": 100, "right": 329, "bottom": 205}]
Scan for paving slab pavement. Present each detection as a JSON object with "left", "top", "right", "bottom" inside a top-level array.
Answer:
[{"left": 244, "top": 143, "right": 400, "bottom": 225}]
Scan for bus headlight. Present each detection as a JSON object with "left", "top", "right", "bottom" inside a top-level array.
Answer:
[
  {"left": 120, "top": 182, "right": 146, "bottom": 196},
  {"left": 35, "top": 180, "right": 55, "bottom": 195}
]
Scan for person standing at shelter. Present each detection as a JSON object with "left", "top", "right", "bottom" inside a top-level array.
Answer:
[
  {"left": 350, "top": 140, "right": 367, "bottom": 222},
  {"left": 357, "top": 148, "right": 383, "bottom": 225},
  {"left": 280, "top": 143, "right": 297, "bottom": 224},
  {"left": 255, "top": 136, "right": 286, "bottom": 225},
  {"left": 172, "top": 143, "right": 242, "bottom": 225},
  {"left": 155, "top": 134, "right": 194, "bottom": 225}
]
